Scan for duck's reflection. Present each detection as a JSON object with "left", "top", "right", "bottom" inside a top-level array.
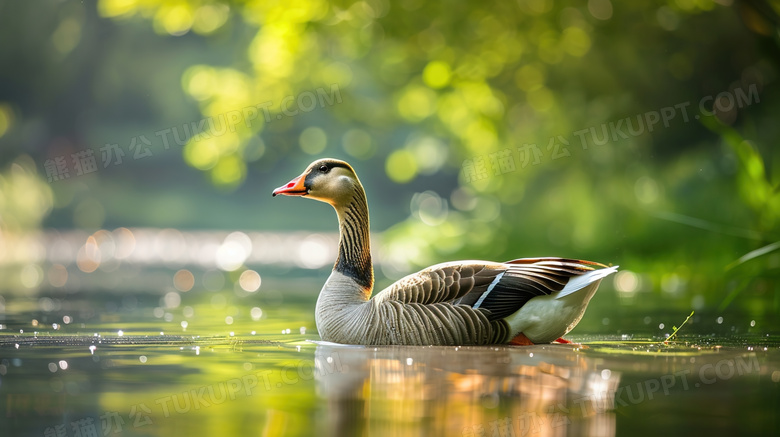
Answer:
[{"left": 314, "top": 344, "right": 619, "bottom": 437}]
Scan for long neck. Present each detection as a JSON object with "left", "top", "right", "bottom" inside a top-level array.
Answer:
[{"left": 333, "top": 184, "right": 374, "bottom": 295}]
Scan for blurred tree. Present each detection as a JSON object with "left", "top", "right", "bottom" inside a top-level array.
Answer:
[{"left": 0, "top": 0, "right": 778, "bottom": 315}]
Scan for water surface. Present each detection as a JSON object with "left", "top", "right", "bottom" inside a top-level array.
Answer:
[{"left": 1, "top": 282, "right": 778, "bottom": 436}]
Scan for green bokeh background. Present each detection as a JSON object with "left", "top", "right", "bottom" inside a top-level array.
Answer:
[{"left": 1, "top": 0, "right": 779, "bottom": 324}]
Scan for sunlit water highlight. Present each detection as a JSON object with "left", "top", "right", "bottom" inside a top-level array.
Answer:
[{"left": 1, "top": 280, "right": 779, "bottom": 437}]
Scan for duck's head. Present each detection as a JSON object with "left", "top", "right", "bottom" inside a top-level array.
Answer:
[{"left": 272, "top": 158, "right": 362, "bottom": 207}]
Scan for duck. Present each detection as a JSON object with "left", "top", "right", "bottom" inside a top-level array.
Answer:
[{"left": 272, "top": 158, "right": 617, "bottom": 346}]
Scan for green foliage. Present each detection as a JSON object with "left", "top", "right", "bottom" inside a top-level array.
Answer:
[
  {"left": 0, "top": 0, "right": 779, "bottom": 318},
  {"left": 0, "top": 157, "right": 53, "bottom": 232}
]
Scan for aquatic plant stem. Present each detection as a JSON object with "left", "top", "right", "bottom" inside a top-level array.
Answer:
[{"left": 664, "top": 310, "right": 694, "bottom": 344}]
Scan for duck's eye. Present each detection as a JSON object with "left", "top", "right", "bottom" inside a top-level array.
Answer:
[{"left": 319, "top": 164, "right": 329, "bottom": 173}]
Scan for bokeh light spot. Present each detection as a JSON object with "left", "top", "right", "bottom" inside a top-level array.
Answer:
[
  {"left": 0, "top": 103, "right": 12, "bottom": 138},
  {"left": 299, "top": 127, "right": 327, "bottom": 155},
  {"left": 193, "top": 3, "right": 230, "bottom": 35},
  {"left": 342, "top": 129, "right": 375, "bottom": 160},
  {"left": 210, "top": 155, "right": 246, "bottom": 189},
  {"left": 183, "top": 66, "right": 215, "bottom": 101},
  {"left": 163, "top": 291, "right": 181, "bottom": 309},
  {"left": 98, "top": 0, "right": 137, "bottom": 18},
  {"left": 397, "top": 86, "right": 436, "bottom": 122},
  {"left": 155, "top": 4, "right": 194, "bottom": 36},
  {"left": 386, "top": 150, "right": 418, "bottom": 183},
  {"left": 527, "top": 86, "right": 555, "bottom": 112},
  {"left": 48, "top": 264, "right": 68, "bottom": 288},
  {"left": 614, "top": 270, "right": 640, "bottom": 293},
  {"left": 20, "top": 264, "right": 43, "bottom": 289},
  {"left": 76, "top": 236, "right": 101, "bottom": 273},
  {"left": 634, "top": 176, "right": 660, "bottom": 204},
  {"left": 239, "top": 270, "right": 262, "bottom": 292},
  {"left": 250, "top": 307, "right": 263, "bottom": 321},
  {"left": 515, "top": 65, "right": 545, "bottom": 91},
  {"left": 562, "top": 27, "right": 591, "bottom": 57},
  {"left": 423, "top": 61, "right": 452, "bottom": 89},
  {"left": 216, "top": 232, "right": 252, "bottom": 271},
  {"left": 52, "top": 18, "right": 82, "bottom": 55},
  {"left": 320, "top": 62, "right": 354, "bottom": 88},
  {"left": 411, "top": 191, "right": 448, "bottom": 226},
  {"left": 173, "top": 269, "right": 195, "bottom": 292},
  {"left": 588, "top": 0, "right": 613, "bottom": 20},
  {"left": 296, "top": 234, "right": 333, "bottom": 269},
  {"left": 407, "top": 136, "right": 447, "bottom": 175}
]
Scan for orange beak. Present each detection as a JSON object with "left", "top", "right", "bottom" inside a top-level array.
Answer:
[{"left": 272, "top": 173, "right": 308, "bottom": 197}]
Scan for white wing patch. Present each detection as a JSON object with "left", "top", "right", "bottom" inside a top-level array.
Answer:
[
  {"left": 473, "top": 272, "right": 505, "bottom": 309},
  {"left": 555, "top": 266, "right": 618, "bottom": 299}
]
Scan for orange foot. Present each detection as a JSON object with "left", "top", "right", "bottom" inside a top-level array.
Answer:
[
  {"left": 509, "top": 333, "right": 534, "bottom": 346},
  {"left": 553, "top": 337, "right": 572, "bottom": 344}
]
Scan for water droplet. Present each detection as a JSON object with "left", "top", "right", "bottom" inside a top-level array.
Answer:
[
  {"left": 89, "top": 345, "right": 97, "bottom": 355},
  {"left": 659, "top": 323, "right": 665, "bottom": 330},
  {"left": 180, "top": 321, "right": 188, "bottom": 330},
  {"left": 300, "top": 327, "right": 307, "bottom": 335},
  {"left": 716, "top": 316, "right": 723, "bottom": 324},
  {"left": 601, "top": 369, "right": 612, "bottom": 380},
  {"left": 48, "top": 363, "right": 57, "bottom": 373},
  {"left": 139, "top": 356, "right": 147, "bottom": 363},
  {"left": 225, "top": 316, "right": 234, "bottom": 325},
  {"left": 750, "top": 320, "right": 756, "bottom": 327},
  {"left": 58, "top": 360, "right": 68, "bottom": 370}
]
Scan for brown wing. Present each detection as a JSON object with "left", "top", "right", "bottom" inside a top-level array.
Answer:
[
  {"left": 373, "top": 258, "right": 600, "bottom": 321},
  {"left": 372, "top": 261, "right": 505, "bottom": 306}
]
